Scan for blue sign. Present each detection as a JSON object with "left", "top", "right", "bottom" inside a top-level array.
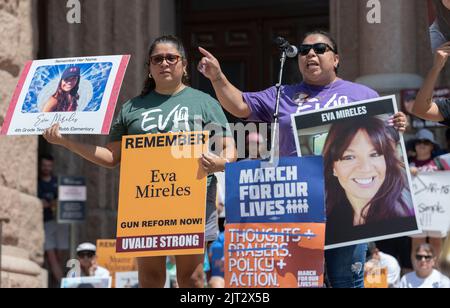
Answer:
[{"left": 225, "top": 157, "right": 326, "bottom": 224}]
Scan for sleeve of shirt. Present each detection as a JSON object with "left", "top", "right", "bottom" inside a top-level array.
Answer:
[
  {"left": 430, "top": 21, "right": 447, "bottom": 53},
  {"left": 203, "top": 97, "right": 232, "bottom": 138},
  {"left": 435, "top": 98, "right": 450, "bottom": 126},
  {"left": 109, "top": 103, "right": 128, "bottom": 143},
  {"left": 242, "top": 87, "right": 277, "bottom": 123},
  {"left": 399, "top": 276, "right": 407, "bottom": 288},
  {"left": 365, "top": 87, "right": 380, "bottom": 100}
]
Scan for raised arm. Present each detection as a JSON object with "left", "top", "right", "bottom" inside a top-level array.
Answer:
[
  {"left": 43, "top": 123, "right": 121, "bottom": 169},
  {"left": 198, "top": 47, "right": 251, "bottom": 119},
  {"left": 412, "top": 42, "right": 450, "bottom": 122}
]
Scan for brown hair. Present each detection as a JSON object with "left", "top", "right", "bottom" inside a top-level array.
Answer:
[
  {"left": 416, "top": 243, "right": 435, "bottom": 257},
  {"left": 323, "top": 117, "right": 413, "bottom": 224}
]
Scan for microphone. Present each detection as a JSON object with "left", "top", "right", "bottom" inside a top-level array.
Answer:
[{"left": 274, "top": 37, "right": 298, "bottom": 58}]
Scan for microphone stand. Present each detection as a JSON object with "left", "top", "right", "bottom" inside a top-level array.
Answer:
[{"left": 269, "top": 49, "right": 287, "bottom": 165}]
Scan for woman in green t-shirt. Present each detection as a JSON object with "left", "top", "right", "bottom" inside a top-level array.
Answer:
[{"left": 43, "top": 35, "right": 236, "bottom": 288}]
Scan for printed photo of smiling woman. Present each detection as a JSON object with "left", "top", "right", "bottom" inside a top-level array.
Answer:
[
  {"left": 323, "top": 116, "right": 415, "bottom": 245},
  {"left": 43, "top": 66, "right": 81, "bottom": 112}
]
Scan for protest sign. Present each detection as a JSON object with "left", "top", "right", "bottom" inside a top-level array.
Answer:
[
  {"left": 292, "top": 96, "right": 420, "bottom": 249},
  {"left": 116, "top": 131, "right": 209, "bottom": 257},
  {"left": 1, "top": 55, "right": 129, "bottom": 135},
  {"left": 225, "top": 157, "right": 326, "bottom": 288}
]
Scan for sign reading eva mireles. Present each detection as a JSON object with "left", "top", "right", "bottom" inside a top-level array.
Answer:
[{"left": 115, "top": 131, "right": 209, "bottom": 257}]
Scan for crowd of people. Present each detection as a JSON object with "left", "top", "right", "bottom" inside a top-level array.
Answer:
[{"left": 37, "top": 26, "right": 450, "bottom": 288}]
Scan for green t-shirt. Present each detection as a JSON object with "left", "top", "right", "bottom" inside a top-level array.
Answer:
[
  {"left": 110, "top": 87, "right": 230, "bottom": 141},
  {"left": 109, "top": 87, "right": 232, "bottom": 186}
]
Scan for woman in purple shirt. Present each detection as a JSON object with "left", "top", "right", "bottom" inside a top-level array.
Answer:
[{"left": 198, "top": 30, "right": 407, "bottom": 288}]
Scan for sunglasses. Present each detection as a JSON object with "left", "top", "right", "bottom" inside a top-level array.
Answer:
[
  {"left": 415, "top": 254, "right": 433, "bottom": 262},
  {"left": 150, "top": 54, "right": 182, "bottom": 66},
  {"left": 77, "top": 251, "right": 95, "bottom": 258},
  {"left": 298, "top": 43, "right": 336, "bottom": 56}
]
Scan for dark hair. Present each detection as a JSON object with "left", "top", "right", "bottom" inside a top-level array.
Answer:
[
  {"left": 302, "top": 30, "right": 339, "bottom": 73},
  {"left": 323, "top": 117, "right": 413, "bottom": 225},
  {"left": 40, "top": 154, "right": 54, "bottom": 162},
  {"left": 434, "top": 0, "right": 450, "bottom": 40},
  {"left": 446, "top": 128, "right": 450, "bottom": 140},
  {"left": 52, "top": 77, "right": 80, "bottom": 112},
  {"left": 140, "top": 35, "right": 189, "bottom": 97},
  {"left": 367, "top": 242, "right": 378, "bottom": 255},
  {"left": 416, "top": 243, "right": 435, "bottom": 257}
]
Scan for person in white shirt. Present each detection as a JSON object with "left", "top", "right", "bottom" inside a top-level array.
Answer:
[
  {"left": 400, "top": 243, "right": 450, "bottom": 288},
  {"left": 365, "top": 243, "right": 401, "bottom": 288},
  {"left": 76, "top": 242, "right": 110, "bottom": 278}
]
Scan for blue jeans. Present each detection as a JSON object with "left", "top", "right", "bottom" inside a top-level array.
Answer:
[{"left": 325, "top": 244, "right": 368, "bottom": 288}]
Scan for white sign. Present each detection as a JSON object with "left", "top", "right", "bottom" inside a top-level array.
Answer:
[
  {"left": 115, "top": 271, "right": 139, "bottom": 288},
  {"left": 61, "top": 276, "right": 112, "bottom": 288},
  {"left": 412, "top": 171, "right": 450, "bottom": 235},
  {"left": 59, "top": 185, "right": 87, "bottom": 202},
  {"left": 1, "top": 55, "right": 130, "bottom": 135}
]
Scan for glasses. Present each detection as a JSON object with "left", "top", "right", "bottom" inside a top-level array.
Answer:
[
  {"left": 298, "top": 43, "right": 336, "bottom": 56},
  {"left": 150, "top": 54, "right": 182, "bottom": 65},
  {"left": 77, "top": 251, "right": 95, "bottom": 259},
  {"left": 415, "top": 254, "right": 433, "bottom": 262}
]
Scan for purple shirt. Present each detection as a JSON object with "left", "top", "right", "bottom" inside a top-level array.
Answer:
[{"left": 243, "top": 79, "right": 379, "bottom": 157}]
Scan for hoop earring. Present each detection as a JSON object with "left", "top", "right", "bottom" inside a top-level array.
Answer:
[{"left": 148, "top": 73, "right": 153, "bottom": 79}]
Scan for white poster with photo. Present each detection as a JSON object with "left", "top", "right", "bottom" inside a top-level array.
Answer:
[
  {"left": 60, "top": 276, "right": 112, "bottom": 288},
  {"left": 115, "top": 271, "right": 139, "bottom": 288},
  {"left": 412, "top": 171, "right": 450, "bottom": 235},
  {"left": 291, "top": 95, "right": 421, "bottom": 249},
  {"left": 1, "top": 55, "right": 130, "bottom": 135}
]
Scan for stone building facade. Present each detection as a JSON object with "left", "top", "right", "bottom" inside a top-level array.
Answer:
[
  {"left": 0, "top": 0, "right": 44, "bottom": 288},
  {"left": 0, "top": 0, "right": 444, "bottom": 288}
]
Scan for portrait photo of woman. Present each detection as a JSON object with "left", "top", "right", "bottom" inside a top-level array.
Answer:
[
  {"left": 322, "top": 116, "right": 417, "bottom": 246},
  {"left": 42, "top": 66, "right": 81, "bottom": 112}
]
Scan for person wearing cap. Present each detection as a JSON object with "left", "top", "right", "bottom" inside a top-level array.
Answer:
[
  {"left": 409, "top": 129, "right": 450, "bottom": 262},
  {"left": 409, "top": 129, "right": 443, "bottom": 174},
  {"left": 412, "top": 42, "right": 450, "bottom": 127},
  {"left": 76, "top": 243, "right": 110, "bottom": 278},
  {"left": 43, "top": 66, "right": 81, "bottom": 112}
]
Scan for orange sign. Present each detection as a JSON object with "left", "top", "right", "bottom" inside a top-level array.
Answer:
[
  {"left": 96, "top": 239, "right": 137, "bottom": 288},
  {"left": 225, "top": 223, "right": 325, "bottom": 288},
  {"left": 116, "top": 132, "right": 208, "bottom": 257},
  {"left": 364, "top": 267, "right": 388, "bottom": 288}
]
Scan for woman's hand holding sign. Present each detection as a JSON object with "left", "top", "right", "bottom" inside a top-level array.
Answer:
[
  {"left": 389, "top": 112, "right": 408, "bottom": 133},
  {"left": 201, "top": 152, "right": 228, "bottom": 174},
  {"left": 43, "top": 123, "right": 66, "bottom": 146},
  {"left": 43, "top": 123, "right": 121, "bottom": 169}
]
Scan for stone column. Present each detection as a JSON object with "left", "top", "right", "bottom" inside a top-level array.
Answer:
[
  {"left": 42, "top": 0, "right": 176, "bottom": 252},
  {"left": 330, "top": 0, "right": 429, "bottom": 95},
  {"left": 0, "top": 0, "right": 46, "bottom": 288}
]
